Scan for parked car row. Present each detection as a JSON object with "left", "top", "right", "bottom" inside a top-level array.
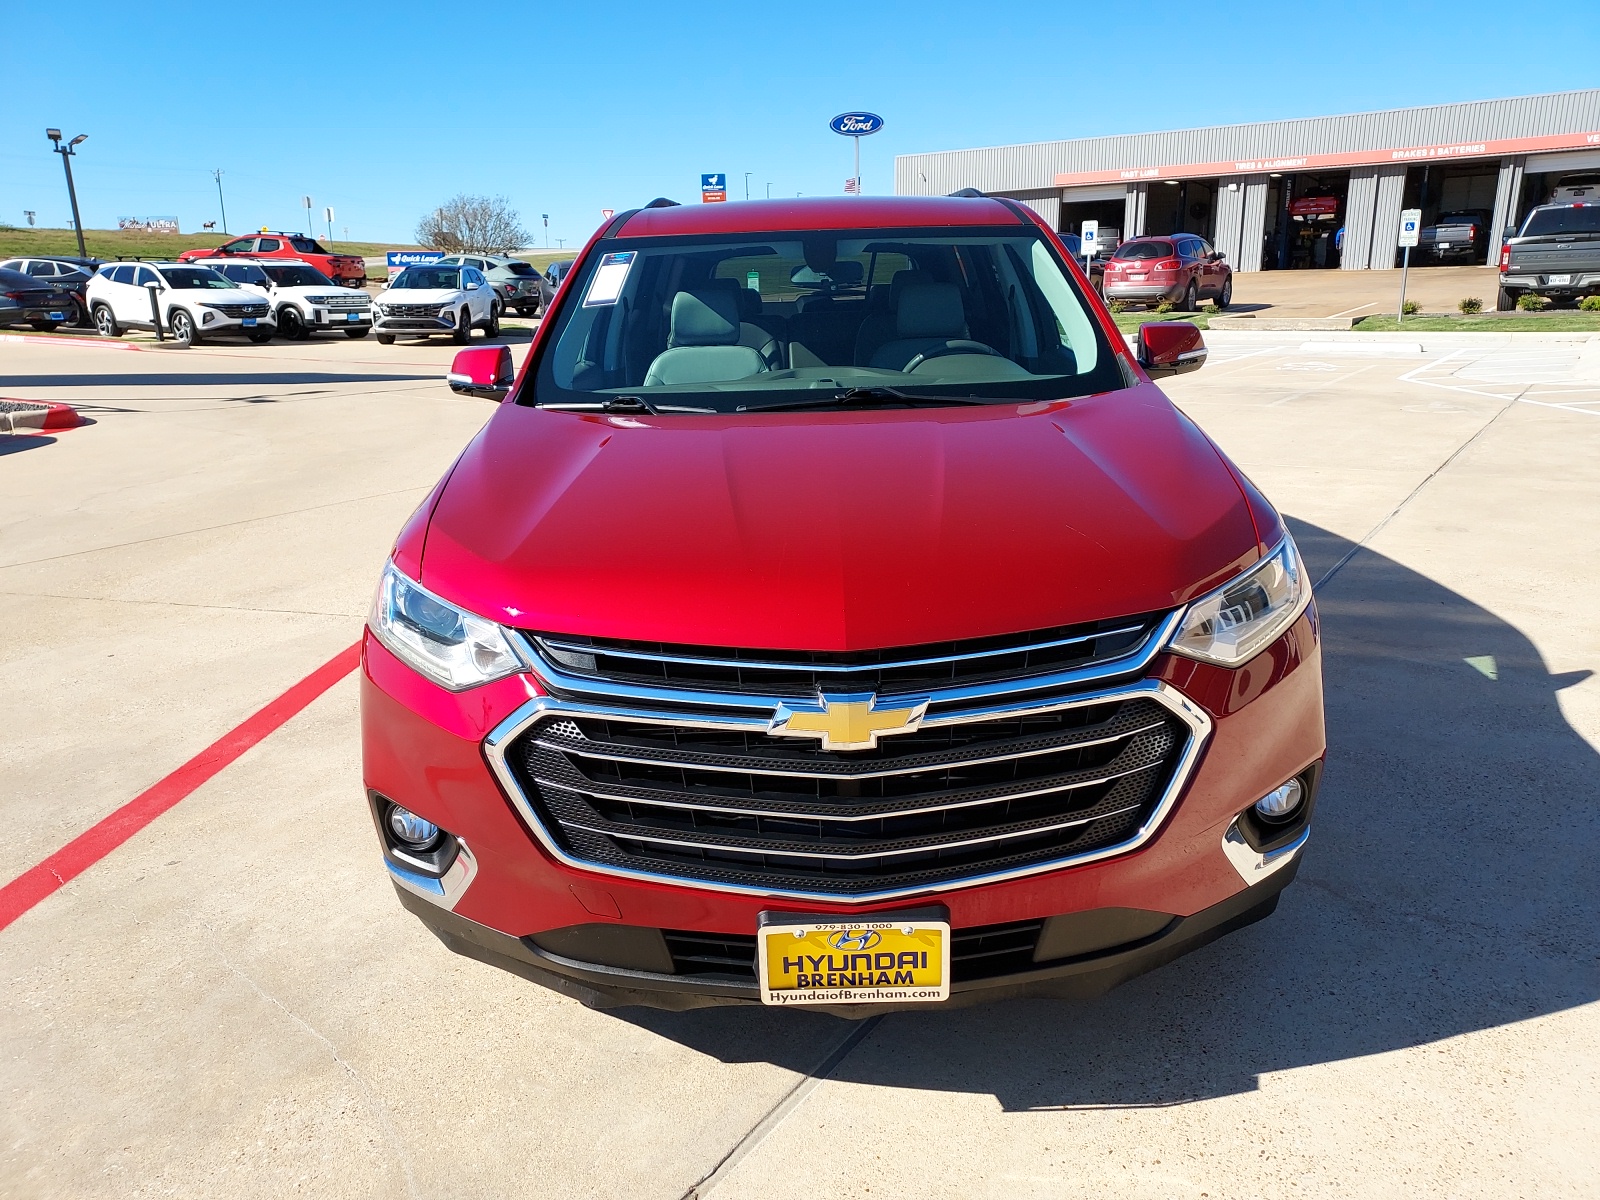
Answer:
[
  {"left": 1, "top": 255, "right": 101, "bottom": 328},
  {"left": 178, "top": 232, "right": 368, "bottom": 289}
]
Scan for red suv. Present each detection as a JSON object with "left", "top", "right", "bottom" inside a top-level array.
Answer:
[
  {"left": 362, "top": 195, "right": 1322, "bottom": 1014},
  {"left": 1103, "top": 235, "right": 1232, "bottom": 310},
  {"left": 179, "top": 232, "right": 366, "bottom": 289}
]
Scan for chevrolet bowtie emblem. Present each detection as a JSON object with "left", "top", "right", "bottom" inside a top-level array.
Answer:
[{"left": 769, "top": 692, "right": 929, "bottom": 751}]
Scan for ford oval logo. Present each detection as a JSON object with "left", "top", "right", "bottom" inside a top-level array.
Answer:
[{"left": 830, "top": 112, "right": 885, "bottom": 137}]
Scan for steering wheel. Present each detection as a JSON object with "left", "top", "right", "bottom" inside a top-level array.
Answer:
[{"left": 902, "top": 340, "right": 1004, "bottom": 373}]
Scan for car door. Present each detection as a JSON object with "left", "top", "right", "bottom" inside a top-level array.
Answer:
[
  {"left": 255, "top": 237, "right": 283, "bottom": 257},
  {"left": 1192, "top": 238, "right": 1220, "bottom": 296},
  {"left": 464, "top": 267, "right": 490, "bottom": 319}
]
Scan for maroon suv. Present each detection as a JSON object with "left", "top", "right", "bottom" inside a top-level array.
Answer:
[{"left": 1103, "top": 235, "right": 1231, "bottom": 310}]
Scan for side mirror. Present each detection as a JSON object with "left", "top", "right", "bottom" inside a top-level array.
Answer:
[
  {"left": 1212, "top": 251, "right": 1226, "bottom": 261},
  {"left": 1503, "top": 227, "right": 1517, "bottom": 241},
  {"left": 447, "top": 345, "right": 514, "bottom": 400},
  {"left": 1137, "top": 321, "right": 1207, "bottom": 379}
]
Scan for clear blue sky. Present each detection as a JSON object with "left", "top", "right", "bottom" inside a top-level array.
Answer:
[{"left": 3, "top": 0, "right": 1595, "bottom": 248}]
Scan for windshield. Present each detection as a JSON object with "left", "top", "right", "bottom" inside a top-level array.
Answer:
[
  {"left": 392, "top": 267, "right": 462, "bottom": 290},
  {"left": 162, "top": 267, "right": 234, "bottom": 290},
  {"left": 1522, "top": 206, "right": 1600, "bottom": 236},
  {"left": 1111, "top": 240, "right": 1174, "bottom": 261},
  {"left": 264, "top": 264, "right": 334, "bottom": 287},
  {"left": 528, "top": 225, "right": 1119, "bottom": 413}
]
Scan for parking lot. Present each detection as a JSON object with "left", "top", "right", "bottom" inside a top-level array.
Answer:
[{"left": 2, "top": 330, "right": 1597, "bottom": 1198}]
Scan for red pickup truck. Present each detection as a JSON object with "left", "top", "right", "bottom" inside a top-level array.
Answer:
[
  {"left": 363, "top": 194, "right": 1324, "bottom": 1015},
  {"left": 179, "top": 232, "right": 366, "bottom": 289}
]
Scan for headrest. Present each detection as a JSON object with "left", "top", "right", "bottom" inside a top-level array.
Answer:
[
  {"left": 895, "top": 282, "right": 966, "bottom": 339},
  {"left": 889, "top": 268, "right": 934, "bottom": 298},
  {"left": 734, "top": 285, "right": 761, "bottom": 320},
  {"left": 668, "top": 289, "right": 740, "bottom": 347}
]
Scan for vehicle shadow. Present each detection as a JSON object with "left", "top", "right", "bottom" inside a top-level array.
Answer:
[
  {"left": 619, "top": 517, "right": 1600, "bottom": 1104},
  {"left": 0, "top": 435, "right": 57, "bottom": 456}
]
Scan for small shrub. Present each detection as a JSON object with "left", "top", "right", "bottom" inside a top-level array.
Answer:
[
  {"left": 1458, "top": 297, "right": 1483, "bottom": 314},
  {"left": 1108, "top": 298, "right": 1128, "bottom": 313},
  {"left": 1401, "top": 299, "right": 1421, "bottom": 315},
  {"left": 1579, "top": 295, "right": 1600, "bottom": 312},
  {"left": 1153, "top": 298, "right": 1176, "bottom": 314},
  {"left": 1516, "top": 293, "right": 1549, "bottom": 312},
  {"left": 1202, "top": 302, "right": 1221, "bottom": 315}
]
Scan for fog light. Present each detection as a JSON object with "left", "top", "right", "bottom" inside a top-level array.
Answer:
[
  {"left": 1254, "top": 779, "right": 1304, "bottom": 823},
  {"left": 387, "top": 805, "right": 441, "bottom": 850}
]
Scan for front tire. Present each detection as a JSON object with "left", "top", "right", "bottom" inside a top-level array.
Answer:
[
  {"left": 1496, "top": 286, "right": 1519, "bottom": 312},
  {"left": 169, "top": 309, "right": 198, "bottom": 347},
  {"left": 376, "top": 333, "right": 395, "bottom": 345},
  {"left": 93, "top": 304, "right": 121, "bottom": 338},
  {"left": 247, "top": 329, "right": 275, "bottom": 344},
  {"left": 344, "top": 327, "right": 369, "bottom": 339},
  {"left": 452, "top": 307, "right": 471, "bottom": 344},
  {"left": 482, "top": 304, "right": 500, "bottom": 339},
  {"left": 278, "top": 306, "right": 310, "bottom": 340}
]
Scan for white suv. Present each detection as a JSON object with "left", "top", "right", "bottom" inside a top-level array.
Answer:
[
  {"left": 206, "top": 258, "right": 373, "bottom": 340},
  {"left": 373, "top": 262, "right": 499, "bottom": 344},
  {"left": 86, "top": 262, "right": 275, "bottom": 347}
]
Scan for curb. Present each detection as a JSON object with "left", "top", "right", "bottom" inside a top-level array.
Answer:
[
  {"left": 0, "top": 399, "right": 86, "bottom": 432},
  {"left": 0, "top": 332, "right": 140, "bottom": 351}
]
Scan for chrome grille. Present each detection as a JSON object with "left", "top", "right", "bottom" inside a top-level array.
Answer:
[
  {"left": 533, "top": 614, "right": 1162, "bottom": 701},
  {"left": 502, "top": 695, "right": 1188, "bottom": 898},
  {"left": 385, "top": 302, "right": 445, "bottom": 318},
  {"left": 213, "top": 302, "right": 268, "bottom": 318}
]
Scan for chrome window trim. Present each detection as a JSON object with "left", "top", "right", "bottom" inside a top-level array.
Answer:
[
  {"left": 482, "top": 677, "right": 1212, "bottom": 905},
  {"left": 533, "top": 717, "right": 1168, "bottom": 782},
  {"left": 535, "top": 620, "right": 1149, "bottom": 676},
  {"left": 506, "top": 609, "right": 1186, "bottom": 714}
]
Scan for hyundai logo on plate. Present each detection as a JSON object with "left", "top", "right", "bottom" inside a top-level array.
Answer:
[
  {"left": 829, "top": 112, "right": 885, "bottom": 136},
  {"left": 826, "top": 929, "right": 882, "bottom": 952}
]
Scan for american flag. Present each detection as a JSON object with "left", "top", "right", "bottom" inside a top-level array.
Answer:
[{"left": 844, "top": 177, "right": 861, "bottom": 194}]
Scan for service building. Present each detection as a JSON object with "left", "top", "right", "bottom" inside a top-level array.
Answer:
[{"left": 895, "top": 89, "right": 1600, "bottom": 271}]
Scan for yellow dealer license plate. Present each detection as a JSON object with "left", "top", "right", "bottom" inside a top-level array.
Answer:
[{"left": 756, "top": 909, "right": 951, "bottom": 1006}]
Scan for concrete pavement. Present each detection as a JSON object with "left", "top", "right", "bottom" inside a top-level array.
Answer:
[{"left": 2, "top": 331, "right": 1595, "bottom": 1198}]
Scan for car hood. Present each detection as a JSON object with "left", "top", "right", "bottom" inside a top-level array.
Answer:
[
  {"left": 376, "top": 288, "right": 464, "bottom": 305},
  {"left": 419, "top": 386, "right": 1263, "bottom": 651}
]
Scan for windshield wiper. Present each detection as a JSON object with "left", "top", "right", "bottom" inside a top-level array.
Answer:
[{"left": 738, "top": 387, "right": 991, "bottom": 413}]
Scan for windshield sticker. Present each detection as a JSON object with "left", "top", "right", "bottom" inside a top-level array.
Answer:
[{"left": 583, "top": 251, "right": 636, "bottom": 307}]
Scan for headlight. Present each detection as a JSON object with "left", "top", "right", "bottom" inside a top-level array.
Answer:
[
  {"left": 1168, "top": 537, "right": 1309, "bottom": 666},
  {"left": 369, "top": 563, "right": 525, "bottom": 690},
  {"left": 374, "top": 304, "right": 388, "bottom": 315}
]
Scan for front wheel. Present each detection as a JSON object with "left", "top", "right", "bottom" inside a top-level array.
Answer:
[
  {"left": 482, "top": 304, "right": 500, "bottom": 339},
  {"left": 93, "top": 304, "right": 121, "bottom": 338},
  {"left": 376, "top": 333, "right": 395, "bottom": 345},
  {"left": 247, "top": 329, "right": 275, "bottom": 344},
  {"left": 279, "top": 306, "right": 309, "bottom": 341},
  {"left": 1217, "top": 277, "right": 1232, "bottom": 309},
  {"left": 1496, "top": 286, "right": 1519, "bottom": 312},
  {"left": 452, "top": 308, "right": 471, "bottom": 344},
  {"left": 170, "top": 309, "right": 198, "bottom": 347},
  {"left": 344, "top": 327, "right": 369, "bottom": 339}
]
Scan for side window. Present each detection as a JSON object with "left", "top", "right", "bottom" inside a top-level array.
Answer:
[
  {"left": 27, "top": 261, "right": 57, "bottom": 276},
  {"left": 257, "top": 238, "right": 281, "bottom": 252},
  {"left": 466, "top": 268, "right": 484, "bottom": 286},
  {"left": 1196, "top": 239, "right": 1214, "bottom": 258},
  {"left": 109, "top": 265, "right": 136, "bottom": 284},
  {"left": 222, "top": 239, "right": 254, "bottom": 254},
  {"left": 135, "top": 266, "right": 159, "bottom": 286},
  {"left": 220, "top": 265, "right": 245, "bottom": 282}
]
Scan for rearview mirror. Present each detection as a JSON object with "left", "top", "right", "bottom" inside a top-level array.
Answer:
[
  {"left": 1137, "top": 321, "right": 1207, "bottom": 379},
  {"left": 447, "top": 345, "right": 515, "bottom": 400}
]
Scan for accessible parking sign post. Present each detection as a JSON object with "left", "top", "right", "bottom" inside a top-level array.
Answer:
[{"left": 1397, "top": 208, "right": 1421, "bottom": 324}]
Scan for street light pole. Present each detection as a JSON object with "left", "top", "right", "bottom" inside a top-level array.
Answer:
[
  {"left": 744, "top": 172, "right": 751, "bottom": 201},
  {"left": 46, "top": 129, "right": 88, "bottom": 259},
  {"left": 213, "top": 169, "right": 228, "bottom": 234},
  {"left": 765, "top": 182, "right": 772, "bottom": 199}
]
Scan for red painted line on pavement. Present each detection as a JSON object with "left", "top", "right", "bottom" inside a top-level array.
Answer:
[{"left": 0, "top": 641, "right": 362, "bottom": 933}]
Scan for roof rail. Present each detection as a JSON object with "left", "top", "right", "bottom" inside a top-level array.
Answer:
[
  {"left": 643, "top": 197, "right": 681, "bottom": 208},
  {"left": 947, "top": 188, "right": 987, "bottom": 198}
]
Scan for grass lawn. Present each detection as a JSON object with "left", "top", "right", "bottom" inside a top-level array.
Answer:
[
  {"left": 1110, "top": 311, "right": 1210, "bottom": 334},
  {"left": 0, "top": 226, "right": 417, "bottom": 263},
  {"left": 1352, "top": 312, "right": 1600, "bottom": 332}
]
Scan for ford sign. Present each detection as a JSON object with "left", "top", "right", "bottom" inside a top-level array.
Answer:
[{"left": 830, "top": 112, "right": 885, "bottom": 137}]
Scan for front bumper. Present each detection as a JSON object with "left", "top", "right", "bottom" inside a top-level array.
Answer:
[
  {"left": 374, "top": 314, "right": 454, "bottom": 334},
  {"left": 311, "top": 307, "right": 373, "bottom": 330},
  {"left": 362, "top": 610, "right": 1325, "bottom": 1011},
  {"left": 193, "top": 308, "right": 276, "bottom": 335}
]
